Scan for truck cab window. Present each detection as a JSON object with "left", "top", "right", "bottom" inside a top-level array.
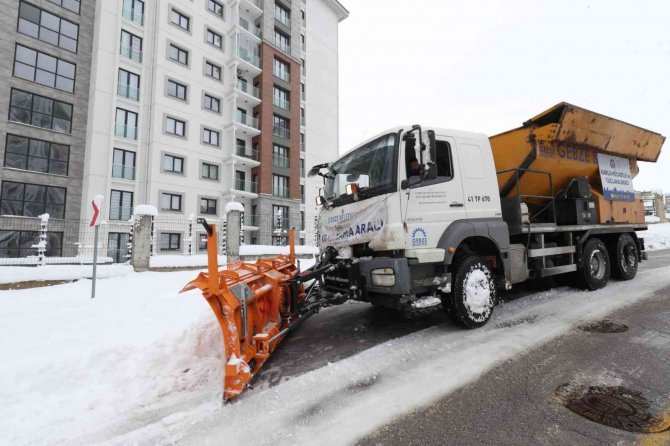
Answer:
[
  {"left": 404, "top": 136, "right": 421, "bottom": 178},
  {"left": 435, "top": 140, "right": 453, "bottom": 179}
]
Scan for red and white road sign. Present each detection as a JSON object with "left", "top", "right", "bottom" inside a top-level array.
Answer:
[{"left": 89, "top": 195, "right": 103, "bottom": 227}]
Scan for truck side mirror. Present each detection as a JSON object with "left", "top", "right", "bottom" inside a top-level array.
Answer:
[
  {"left": 427, "top": 130, "right": 437, "bottom": 163},
  {"left": 422, "top": 163, "right": 438, "bottom": 181}
]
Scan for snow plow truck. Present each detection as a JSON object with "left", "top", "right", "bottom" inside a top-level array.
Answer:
[{"left": 183, "top": 102, "right": 665, "bottom": 401}]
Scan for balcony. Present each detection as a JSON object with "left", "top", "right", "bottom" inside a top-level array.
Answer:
[
  {"left": 234, "top": 111, "right": 260, "bottom": 138},
  {"left": 242, "top": 214, "right": 260, "bottom": 231},
  {"left": 235, "top": 79, "right": 261, "bottom": 106},
  {"left": 236, "top": 46, "right": 262, "bottom": 76},
  {"left": 114, "top": 123, "right": 137, "bottom": 140},
  {"left": 275, "top": 14, "right": 291, "bottom": 28},
  {"left": 239, "top": 0, "right": 263, "bottom": 19},
  {"left": 273, "top": 125, "right": 290, "bottom": 140},
  {"left": 238, "top": 18, "right": 261, "bottom": 39},
  {"left": 122, "top": 5, "right": 144, "bottom": 26},
  {"left": 275, "top": 38, "right": 290, "bottom": 53},
  {"left": 273, "top": 69, "right": 290, "bottom": 83},
  {"left": 233, "top": 179, "right": 258, "bottom": 196},
  {"left": 120, "top": 44, "right": 142, "bottom": 63},
  {"left": 273, "top": 186, "right": 290, "bottom": 198},
  {"left": 112, "top": 164, "right": 136, "bottom": 180},
  {"left": 109, "top": 207, "right": 133, "bottom": 221},
  {"left": 117, "top": 83, "right": 139, "bottom": 101},
  {"left": 301, "top": 141, "right": 305, "bottom": 152},
  {"left": 273, "top": 96, "right": 290, "bottom": 111},
  {"left": 273, "top": 154, "right": 290, "bottom": 168},
  {"left": 236, "top": 145, "right": 259, "bottom": 161}
]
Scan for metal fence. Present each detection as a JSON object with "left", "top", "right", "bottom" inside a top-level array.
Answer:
[{"left": 0, "top": 211, "right": 320, "bottom": 265}]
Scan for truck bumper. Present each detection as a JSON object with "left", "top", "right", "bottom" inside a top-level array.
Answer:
[{"left": 357, "top": 257, "right": 412, "bottom": 296}]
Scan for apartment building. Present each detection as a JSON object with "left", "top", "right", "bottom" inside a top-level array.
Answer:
[
  {"left": 0, "top": 0, "right": 94, "bottom": 257},
  {"left": 81, "top": 0, "right": 347, "bottom": 253}
]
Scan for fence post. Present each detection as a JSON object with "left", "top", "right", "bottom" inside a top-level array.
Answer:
[
  {"left": 226, "top": 209, "right": 241, "bottom": 263},
  {"left": 131, "top": 215, "right": 152, "bottom": 271},
  {"left": 33, "top": 213, "right": 49, "bottom": 266},
  {"left": 187, "top": 214, "right": 194, "bottom": 256}
]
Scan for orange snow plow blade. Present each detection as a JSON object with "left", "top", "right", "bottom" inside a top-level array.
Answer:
[{"left": 180, "top": 220, "right": 306, "bottom": 401}]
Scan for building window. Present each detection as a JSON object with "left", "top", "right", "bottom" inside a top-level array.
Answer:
[
  {"left": 206, "top": 29, "right": 223, "bottom": 49},
  {"left": 168, "top": 43, "right": 188, "bottom": 65},
  {"left": 273, "top": 57, "right": 290, "bottom": 82},
  {"left": 198, "top": 233, "right": 208, "bottom": 251},
  {"left": 301, "top": 107, "right": 305, "bottom": 126},
  {"left": 160, "top": 192, "right": 182, "bottom": 211},
  {"left": 200, "top": 197, "right": 217, "bottom": 215},
  {"left": 46, "top": 0, "right": 80, "bottom": 14},
  {"left": 160, "top": 233, "right": 181, "bottom": 251},
  {"left": 112, "top": 148, "right": 135, "bottom": 180},
  {"left": 167, "top": 79, "right": 187, "bottom": 101},
  {"left": 18, "top": 2, "right": 79, "bottom": 53},
  {"left": 0, "top": 181, "right": 66, "bottom": 218},
  {"left": 110, "top": 189, "right": 133, "bottom": 220},
  {"left": 9, "top": 89, "right": 73, "bottom": 134},
  {"left": 0, "top": 230, "right": 63, "bottom": 258},
  {"left": 274, "top": 30, "right": 290, "bottom": 52},
  {"left": 301, "top": 58, "right": 306, "bottom": 76},
  {"left": 207, "top": 0, "right": 224, "bottom": 17},
  {"left": 170, "top": 8, "right": 190, "bottom": 31},
  {"left": 275, "top": 3, "right": 290, "bottom": 27},
  {"left": 202, "top": 128, "right": 220, "bottom": 146},
  {"left": 300, "top": 184, "right": 305, "bottom": 203},
  {"left": 201, "top": 162, "right": 219, "bottom": 180},
  {"left": 115, "top": 108, "right": 138, "bottom": 140},
  {"left": 4, "top": 134, "right": 69, "bottom": 176},
  {"left": 272, "top": 205, "right": 289, "bottom": 244},
  {"left": 122, "top": 0, "right": 144, "bottom": 26},
  {"left": 234, "top": 170, "right": 246, "bottom": 191},
  {"left": 273, "top": 115, "right": 290, "bottom": 140},
  {"left": 203, "top": 94, "right": 220, "bottom": 113},
  {"left": 300, "top": 132, "right": 305, "bottom": 152},
  {"left": 117, "top": 69, "right": 140, "bottom": 101},
  {"left": 300, "top": 158, "right": 305, "bottom": 177},
  {"left": 163, "top": 154, "right": 183, "bottom": 174},
  {"left": 273, "top": 144, "right": 289, "bottom": 168},
  {"left": 273, "top": 86, "right": 290, "bottom": 110},
  {"left": 301, "top": 82, "right": 305, "bottom": 101},
  {"left": 272, "top": 174, "right": 289, "bottom": 197},
  {"left": 107, "top": 232, "right": 130, "bottom": 263},
  {"left": 166, "top": 117, "right": 186, "bottom": 137},
  {"left": 13, "top": 45, "right": 76, "bottom": 93},
  {"left": 301, "top": 34, "right": 306, "bottom": 51},
  {"left": 205, "top": 60, "right": 221, "bottom": 80},
  {"left": 120, "top": 30, "right": 142, "bottom": 62}
]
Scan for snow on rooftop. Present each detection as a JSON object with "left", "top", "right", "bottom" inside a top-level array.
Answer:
[
  {"left": 225, "top": 201, "right": 244, "bottom": 214},
  {"left": 133, "top": 204, "right": 158, "bottom": 216}
]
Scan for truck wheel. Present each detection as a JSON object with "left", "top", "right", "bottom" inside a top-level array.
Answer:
[
  {"left": 444, "top": 256, "right": 496, "bottom": 329},
  {"left": 579, "top": 238, "right": 610, "bottom": 290},
  {"left": 612, "top": 234, "right": 638, "bottom": 280}
]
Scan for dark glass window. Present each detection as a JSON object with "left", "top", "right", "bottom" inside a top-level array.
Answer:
[
  {"left": 167, "top": 79, "right": 187, "bottom": 100},
  {"left": 117, "top": 69, "right": 140, "bottom": 100},
  {"left": 207, "top": 0, "right": 224, "bottom": 17},
  {"left": 0, "top": 230, "right": 63, "bottom": 258},
  {"left": 168, "top": 43, "right": 188, "bottom": 65},
  {"left": 122, "top": 0, "right": 144, "bottom": 26},
  {"left": 18, "top": 2, "right": 79, "bottom": 52},
  {"left": 160, "top": 193, "right": 182, "bottom": 211},
  {"left": 160, "top": 233, "right": 181, "bottom": 251},
  {"left": 110, "top": 189, "right": 133, "bottom": 220},
  {"left": 4, "top": 134, "right": 69, "bottom": 176},
  {"left": 46, "top": 0, "right": 80, "bottom": 14},
  {"left": 163, "top": 154, "right": 183, "bottom": 173},
  {"left": 14, "top": 45, "right": 76, "bottom": 93},
  {"left": 200, "top": 197, "right": 217, "bottom": 215},
  {"left": 205, "top": 60, "right": 221, "bottom": 80},
  {"left": 9, "top": 89, "right": 73, "bottom": 133},
  {"left": 0, "top": 181, "right": 66, "bottom": 218},
  {"left": 166, "top": 117, "right": 185, "bottom": 136},
  {"left": 201, "top": 162, "right": 219, "bottom": 180},
  {"left": 170, "top": 8, "right": 190, "bottom": 31},
  {"left": 206, "top": 29, "right": 222, "bottom": 48},
  {"left": 202, "top": 128, "right": 219, "bottom": 146},
  {"left": 112, "top": 148, "right": 135, "bottom": 180},
  {"left": 115, "top": 108, "right": 138, "bottom": 140},
  {"left": 203, "top": 94, "right": 220, "bottom": 113},
  {"left": 120, "top": 30, "right": 142, "bottom": 62}
]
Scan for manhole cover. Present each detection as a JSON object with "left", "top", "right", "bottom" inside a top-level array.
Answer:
[
  {"left": 556, "top": 384, "right": 670, "bottom": 433},
  {"left": 579, "top": 320, "right": 629, "bottom": 333}
]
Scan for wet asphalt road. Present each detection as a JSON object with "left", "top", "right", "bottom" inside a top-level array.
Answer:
[{"left": 251, "top": 249, "right": 670, "bottom": 393}]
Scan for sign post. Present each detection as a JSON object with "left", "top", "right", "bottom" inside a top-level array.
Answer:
[{"left": 89, "top": 195, "right": 103, "bottom": 299}]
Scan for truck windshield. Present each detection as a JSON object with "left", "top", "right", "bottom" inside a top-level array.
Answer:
[{"left": 324, "top": 133, "right": 398, "bottom": 207}]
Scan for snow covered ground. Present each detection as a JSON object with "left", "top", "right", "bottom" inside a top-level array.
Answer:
[
  {"left": 0, "top": 264, "right": 132, "bottom": 285},
  {"left": 2, "top": 262, "right": 670, "bottom": 445},
  {"left": 640, "top": 222, "right": 670, "bottom": 250}
]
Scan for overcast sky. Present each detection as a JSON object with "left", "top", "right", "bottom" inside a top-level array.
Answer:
[{"left": 337, "top": 0, "right": 670, "bottom": 192}]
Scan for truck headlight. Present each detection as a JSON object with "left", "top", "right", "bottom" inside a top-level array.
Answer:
[{"left": 371, "top": 268, "right": 395, "bottom": 287}]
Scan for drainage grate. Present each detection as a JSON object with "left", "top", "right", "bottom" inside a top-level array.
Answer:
[
  {"left": 557, "top": 384, "right": 670, "bottom": 433},
  {"left": 578, "top": 320, "right": 629, "bottom": 333}
]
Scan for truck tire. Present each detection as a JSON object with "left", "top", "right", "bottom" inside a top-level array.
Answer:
[
  {"left": 443, "top": 255, "right": 496, "bottom": 329},
  {"left": 579, "top": 238, "right": 610, "bottom": 290},
  {"left": 611, "top": 233, "right": 638, "bottom": 280}
]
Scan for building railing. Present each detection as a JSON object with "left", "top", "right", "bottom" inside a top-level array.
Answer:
[
  {"left": 238, "top": 18, "right": 262, "bottom": 37},
  {"left": 273, "top": 125, "right": 290, "bottom": 140},
  {"left": 273, "top": 186, "right": 290, "bottom": 198},
  {"left": 236, "top": 79, "right": 261, "bottom": 99},
  {"left": 275, "top": 14, "right": 291, "bottom": 28},
  {"left": 122, "top": 5, "right": 144, "bottom": 26},
  {"left": 246, "top": 0, "right": 263, "bottom": 10},
  {"left": 274, "top": 69, "right": 290, "bottom": 83},
  {"left": 117, "top": 83, "right": 139, "bottom": 101},
  {"left": 273, "top": 96, "right": 290, "bottom": 110},
  {"left": 114, "top": 123, "right": 137, "bottom": 140},
  {"left": 273, "top": 154, "right": 290, "bottom": 168},
  {"left": 235, "top": 111, "right": 260, "bottom": 130},
  {"left": 300, "top": 141, "right": 305, "bottom": 152},
  {"left": 109, "top": 206, "right": 133, "bottom": 221},
  {"left": 112, "top": 164, "right": 136, "bottom": 180},
  {"left": 120, "top": 43, "right": 142, "bottom": 63},
  {"left": 234, "top": 179, "right": 258, "bottom": 193},
  {"left": 237, "top": 47, "right": 260, "bottom": 68},
  {"left": 236, "top": 145, "right": 259, "bottom": 161},
  {"left": 275, "top": 38, "right": 290, "bottom": 53}
]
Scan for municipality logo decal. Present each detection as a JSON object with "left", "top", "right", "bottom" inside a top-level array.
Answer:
[{"left": 411, "top": 227, "right": 428, "bottom": 247}]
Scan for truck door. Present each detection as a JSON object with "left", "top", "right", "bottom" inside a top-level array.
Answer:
[
  {"left": 456, "top": 142, "right": 500, "bottom": 219},
  {"left": 400, "top": 133, "right": 467, "bottom": 254}
]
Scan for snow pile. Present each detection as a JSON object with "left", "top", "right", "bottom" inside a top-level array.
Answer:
[
  {"left": 645, "top": 215, "right": 661, "bottom": 223},
  {"left": 0, "top": 264, "right": 132, "bottom": 284},
  {"left": 0, "top": 271, "right": 219, "bottom": 445},
  {"left": 133, "top": 204, "right": 158, "bottom": 216},
  {"left": 224, "top": 201, "right": 245, "bottom": 214},
  {"left": 639, "top": 222, "right": 670, "bottom": 251}
]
